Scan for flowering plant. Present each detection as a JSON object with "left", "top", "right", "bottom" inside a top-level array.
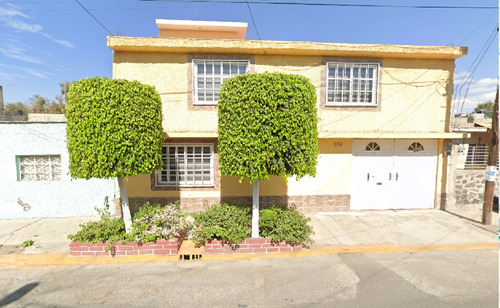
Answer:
[{"left": 129, "top": 202, "right": 189, "bottom": 243}]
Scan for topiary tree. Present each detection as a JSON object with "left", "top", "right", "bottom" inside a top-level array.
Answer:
[
  {"left": 66, "top": 77, "right": 163, "bottom": 232},
  {"left": 218, "top": 72, "right": 318, "bottom": 238}
]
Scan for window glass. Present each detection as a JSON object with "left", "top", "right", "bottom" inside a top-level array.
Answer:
[
  {"left": 193, "top": 60, "right": 249, "bottom": 105},
  {"left": 157, "top": 144, "right": 214, "bottom": 187},
  {"left": 326, "top": 62, "right": 379, "bottom": 106}
]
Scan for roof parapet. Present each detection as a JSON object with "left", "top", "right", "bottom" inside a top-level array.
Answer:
[{"left": 156, "top": 19, "right": 247, "bottom": 40}]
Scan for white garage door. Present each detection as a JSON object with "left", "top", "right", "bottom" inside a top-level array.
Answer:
[{"left": 351, "top": 139, "right": 438, "bottom": 210}]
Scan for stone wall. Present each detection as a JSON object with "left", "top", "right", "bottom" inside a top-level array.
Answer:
[{"left": 451, "top": 170, "right": 499, "bottom": 210}]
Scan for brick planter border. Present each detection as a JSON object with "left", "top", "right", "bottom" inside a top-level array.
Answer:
[
  {"left": 204, "top": 238, "right": 302, "bottom": 255},
  {"left": 70, "top": 237, "right": 183, "bottom": 257}
]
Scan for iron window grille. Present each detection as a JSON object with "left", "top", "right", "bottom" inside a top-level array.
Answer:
[
  {"left": 193, "top": 59, "right": 249, "bottom": 105},
  {"left": 326, "top": 62, "right": 379, "bottom": 106},
  {"left": 156, "top": 144, "right": 214, "bottom": 187}
]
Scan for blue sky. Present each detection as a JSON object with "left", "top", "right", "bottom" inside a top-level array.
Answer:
[{"left": 0, "top": 0, "right": 498, "bottom": 113}]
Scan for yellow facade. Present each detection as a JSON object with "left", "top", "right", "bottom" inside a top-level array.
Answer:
[{"left": 109, "top": 21, "right": 467, "bottom": 211}]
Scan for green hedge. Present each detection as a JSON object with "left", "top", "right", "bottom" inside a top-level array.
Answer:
[
  {"left": 66, "top": 77, "right": 163, "bottom": 179},
  {"left": 218, "top": 73, "right": 318, "bottom": 181}
]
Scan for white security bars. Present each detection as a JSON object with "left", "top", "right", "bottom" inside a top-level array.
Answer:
[
  {"left": 326, "top": 62, "right": 379, "bottom": 106},
  {"left": 193, "top": 60, "right": 249, "bottom": 105},
  {"left": 157, "top": 144, "right": 214, "bottom": 187}
]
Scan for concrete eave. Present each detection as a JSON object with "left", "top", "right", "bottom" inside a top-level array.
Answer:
[
  {"left": 317, "top": 132, "right": 471, "bottom": 139},
  {"left": 107, "top": 36, "right": 467, "bottom": 59},
  {"left": 165, "top": 132, "right": 218, "bottom": 138},
  {"left": 165, "top": 131, "right": 470, "bottom": 139}
]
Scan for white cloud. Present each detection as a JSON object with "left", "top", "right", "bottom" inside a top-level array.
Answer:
[
  {"left": 0, "top": 43, "right": 45, "bottom": 64},
  {"left": 0, "top": 63, "right": 56, "bottom": 80},
  {"left": 0, "top": 4, "right": 29, "bottom": 19},
  {"left": 0, "top": 4, "right": 74, "bottom": 49},
  {"left": 453, "top": 75, "right": 498, "bottom": 112}
]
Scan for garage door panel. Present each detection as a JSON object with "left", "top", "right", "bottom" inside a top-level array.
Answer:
[{"left": 351, "top": 139, "right": 437, "bottom": 210}]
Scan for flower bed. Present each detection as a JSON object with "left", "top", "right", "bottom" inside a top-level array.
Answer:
[
  {"left": 70, "top": 237, "right": 183, "bottom": 257},
  {"left": 204, "top": 238, "right": 301, "bottom": 255}
]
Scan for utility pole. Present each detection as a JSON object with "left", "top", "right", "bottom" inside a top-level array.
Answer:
[{"left": 482, "top": 87, "right": 498, "bottom": 225}]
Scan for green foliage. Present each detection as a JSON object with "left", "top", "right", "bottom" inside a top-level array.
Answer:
[
  {"left": 259, "top": 204, "right": 314, "bottom": 246},
  {"left": 67, "top": 204, "right": 127, "bottom": 244},
  {"left": 21, "top": 239, "right": 34, "bottom": 248},
  {"left": 4, "top": 102, "right": 30, "bottom": 115},
  {"left": 129, "top": 202, "right": 190, "bottom": 243},
  {"left": 474, "top": 101, "right": 494, "bottom": 113},
  {"left": 66, "top": 77, "right": 163, "bottom": 179},
  {"left": 5, "top": 94, "right": 65, "bottom": 115},
  {"left": 191, "top": 203, "right": 251, "bottom": 245},
  {"left": 218, "top": 72, "right": 318, "bottom": 181}
]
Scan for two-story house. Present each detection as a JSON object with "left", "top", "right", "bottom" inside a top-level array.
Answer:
[{"left": 107, "top": 19, "right": 467, "bottom": 214}]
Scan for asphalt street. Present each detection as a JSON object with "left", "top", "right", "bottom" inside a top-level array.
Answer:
[{"left": 0, "top": 250, "right": 497, "bottom": 308}]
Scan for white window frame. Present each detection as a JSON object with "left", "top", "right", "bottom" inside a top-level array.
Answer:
[
  {"left": 193, "top": 59, "right": 250, "bottom": 105},
  {"left": 17, "top": 155, "right": 62, "bottom": 181},
  {"left": 326, "top": 62, "right": 379, "bottom": 106},
  {"left": 156, "top": 144, "right": 214, "bottom": 187}
]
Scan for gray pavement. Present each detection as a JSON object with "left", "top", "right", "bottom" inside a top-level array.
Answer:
[
  {"left": 0, "top": 207, "right": 498, "bottom": 255},
  {"left": 0, "top": 250, "right": 497, "bottom": 307}
]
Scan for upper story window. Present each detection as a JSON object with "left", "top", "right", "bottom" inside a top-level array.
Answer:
[
  {"left": 18, "top": 155, "right": 62, "bottom": 181},
  {"left": 326, "top": 62, "right": 379, "bottom": 106},
  {"left": 193, "top": 59, "right": 249, "bottom": 105}
]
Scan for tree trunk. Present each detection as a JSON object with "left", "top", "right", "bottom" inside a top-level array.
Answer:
[
  {"left": 117, "top": 178, "right": 132, "bottom": 233},
  {"left": 252, "top": 179, "right": 259, "bottom": 238}
]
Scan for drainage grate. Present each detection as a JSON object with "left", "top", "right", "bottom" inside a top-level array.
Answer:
[{"left": 179, "top": 254, "right": 203, "bottom": 261}]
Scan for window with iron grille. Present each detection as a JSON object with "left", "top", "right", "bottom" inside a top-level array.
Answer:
[
  {"left": 193, "top": 60, "right": 249, "bottom": 105},
  {"left": 326, "top": 62, "right": 379, "bottom": 106},
  {"left": 465, "top": 144, "right": 489, "bottom": 170},
  {"left": 156, "top": 144, "right": 214, "bottom": 187},
  {"left": 18, "top": 155, "right": 62, "bottom": 181}
]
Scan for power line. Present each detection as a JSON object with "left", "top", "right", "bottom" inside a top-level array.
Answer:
[
  {"left": 452, "top": 23, "right": 498, "bottom": 125},
  {"left": 73, "top": 0, "right": 113, "bottom": 36},
  {"left": 245, "top": 0, "right": 262, "bottom": 41},
  {"left": 458, "top": 10, "right": 495, "bottom": 45},
  {"left": 140, "top": 0, "right": 498, "bottom": 10}
]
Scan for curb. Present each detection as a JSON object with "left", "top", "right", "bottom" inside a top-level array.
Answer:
[{"left": 0, "top": 242, "right": 497, "bottom": 269}]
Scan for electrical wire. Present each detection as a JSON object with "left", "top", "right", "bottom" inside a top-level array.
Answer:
[
  {"left": 452, "top": 23, "right": 498, "bottom": 124},
  {"left": 73, "top": 0, "right": 113, "bottom": 36},
  {"left": 140, "top": 0, "right": 498, "bottom": 10}
]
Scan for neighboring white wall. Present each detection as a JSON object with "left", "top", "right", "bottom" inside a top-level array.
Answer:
[{"left": 0, "top": 123, "right": 115, "bottom": 218}]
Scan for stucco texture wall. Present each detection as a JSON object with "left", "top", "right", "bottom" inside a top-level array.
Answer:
[
  {"left": 112, "top": 52, "right": 454, "bottom": 137},
  {"left": 124, "top": 138, "right": 350, "bottom": 201},
  {"left": 0, "top": 123, "right": 115, "bottom": 218}
]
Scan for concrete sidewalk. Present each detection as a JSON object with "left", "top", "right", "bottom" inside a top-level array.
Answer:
[{"left": 0, "top": 208, "right": 497, "bottom": 258}]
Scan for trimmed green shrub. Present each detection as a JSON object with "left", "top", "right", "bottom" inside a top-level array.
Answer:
[
  {"left": 191, "top": 203, "right": 251, "bottom": 245},
  {"left": 259, "top": 204, "right": 314, "bottom": 246},
  {"left": 68, "top": 203, "right": 127, "bottom": 244},
  {"left": 66, "top": 77, "right": 163, "bottom": 179},
  {"left": 129, "top": 202, "right": 189, "bottom": 243},
  {"left": 218, "top": 72, "right": 318, "bottom": 181}
]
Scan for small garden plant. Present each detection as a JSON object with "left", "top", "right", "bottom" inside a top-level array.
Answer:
[
  {"left": 129, "top": 202, "right": 189, "bottom": 243},
  {"left": 21, "top": 239, "right": 34, "bottom": 248},
  {"left": 68, "top": 200, "right": 189, "bottom": 245},
  {"left": 191, "top": 202, "right": 251, "bottom": 245},
  {"left": 191, "top": 202, "right": 314, "bottom": 247},
  {"left": 67, "top": 201, "right": 127, "bottom": 245},
  {"left": 259, "top": 204, "right": 314, "bottom": 247}
]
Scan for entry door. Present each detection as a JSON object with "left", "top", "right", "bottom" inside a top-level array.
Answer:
[
  {"left": 351, "top": 139, "right": 437, "bottom": 210},
  {"left": 393, "top": 140, "right": 438, "bottom": 209},
  {"left": 351, "top": 140, "right": 395, "bottom": 210}
]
